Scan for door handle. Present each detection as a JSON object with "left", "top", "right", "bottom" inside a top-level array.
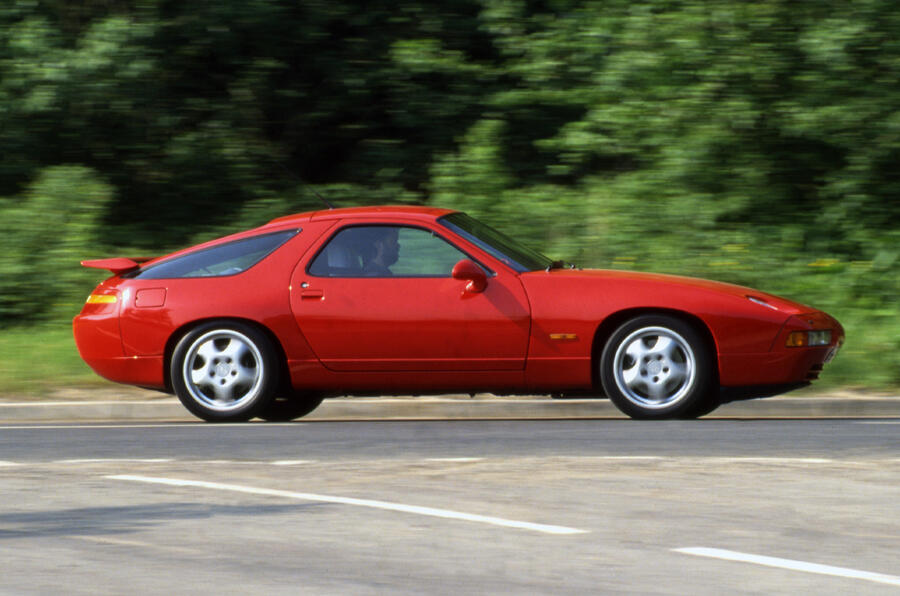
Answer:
[{"left": 301, "top": 289, "right": 324, "bottom": 299}]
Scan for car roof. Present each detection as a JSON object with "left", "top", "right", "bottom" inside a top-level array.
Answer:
[
  {"left": 126, "top": 206, "right": 459, "bottom": 273},
  {"left": 265, "top": 205, "right": 457, "bottom": 227}
]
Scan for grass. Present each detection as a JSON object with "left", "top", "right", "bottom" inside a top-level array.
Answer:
[{"left": 0, "top": 323, "right": 105, "bottom": 396}]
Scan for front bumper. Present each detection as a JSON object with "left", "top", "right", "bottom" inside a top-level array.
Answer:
[{"left": 718, "top": 310, "right": 843, "bottom": 387}]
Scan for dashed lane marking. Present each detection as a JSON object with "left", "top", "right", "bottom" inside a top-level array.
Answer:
[
  {"left": 593, "top": 456, "right": 662, "bottom": 460},
  {"left": 271, "top": 460, "right": 315, "bottom": 466},
  {"left": 107, "top": 474, "right": 588, "bottom": 536},
  {"left": 426, "top": 457, "right": 484, "bottom": 462},
  {"left": 704, "top": 457, "right": 834, "bottom": 464},
  {"left": 675, "top": 547, "right": 900, "bottom": 588},
  {"left": 55, "top": 458, "right": 174, "bottom": 464},
  {"left": 187, "top": 460, "right": 263, "bottom": 465}
]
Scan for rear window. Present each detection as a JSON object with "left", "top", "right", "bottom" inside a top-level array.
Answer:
[{"left": 127, "top": 229, "right": 298, "bottom": 280}]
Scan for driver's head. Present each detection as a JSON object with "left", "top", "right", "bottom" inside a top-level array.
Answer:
[{"left": 358, "top": 227, "right": 399, "bottom": 267}]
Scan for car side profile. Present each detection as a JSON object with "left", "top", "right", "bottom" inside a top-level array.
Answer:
[{"left": 74, "top": 206, "right": 844, "bottom": 421}]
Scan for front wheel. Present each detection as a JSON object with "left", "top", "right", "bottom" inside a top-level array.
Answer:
[
  {"left": 600, "top": 315, "right": 716, "bottom": 419},
  {"left": 171, "top": 321, "right": 279, "bottom": 422}
]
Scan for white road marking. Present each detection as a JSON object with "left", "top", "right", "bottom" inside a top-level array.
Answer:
[
  {"left": 56, "top": 458, "right": 173, "bottom": 464},
  {"left": 675, "top": 547, "right": 900, "bottom": 588},
  {"left": 559, "top": 456, "right": 837, "bottom": 465},
  {"left": 426, "top": 457, "right": 484, "bottom": 463},
  {"left": 194, "top": 460, "right": 263, "bottom": 465},
  {"left": 271, "top": 460, "right": 315, "bottom": 466},
  {"left": 0, "top": 460, "right": 21, "bottom": 467},
  {"left": 107, "top": 474, "right": 588, "bottom": 535},
  {"left": 706, "top": 457, "right": 834, "bottom": 464},
  {"left": 594, "top": 456, "right": 662, "bottom": 460}
]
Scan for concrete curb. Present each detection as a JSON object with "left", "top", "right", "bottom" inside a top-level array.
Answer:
[{"left": 0, "top": 395, "right": 898, "bottom": 422}]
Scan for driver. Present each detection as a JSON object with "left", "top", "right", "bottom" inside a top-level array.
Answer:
[{"left": 359, "top": 227, "right": 400, "bottom": 276}]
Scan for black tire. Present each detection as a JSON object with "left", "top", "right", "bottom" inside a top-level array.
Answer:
[
  {"left": 257, "top": 393, "right": 325, "bottom": 422},
  {"left": 170, "top": 321, "right": 279, "bottom": 422},
  {"left": 600, "top": 315, "right": 715, "bottom": 420},
  {"left": 680, "top": 392, "right": 721, "bottom": 419}
]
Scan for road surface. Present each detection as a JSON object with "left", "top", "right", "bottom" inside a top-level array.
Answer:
[{"left": 1, "top": 419, "right": 899, "bottom": 594}]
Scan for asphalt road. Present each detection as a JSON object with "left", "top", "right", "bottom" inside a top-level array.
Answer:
[{"left": 2, "top": 419, "right": 899, "bottom": 594}]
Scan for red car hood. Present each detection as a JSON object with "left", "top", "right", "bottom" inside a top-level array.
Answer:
[{"left": 528, "top": 268, "right": 814, "bottom": 315}]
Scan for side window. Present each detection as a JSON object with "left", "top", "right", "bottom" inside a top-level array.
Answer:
[
  {"left": 308, "top": 226, "right": 468, "bottom": 278},
  {"left": 129, "top": 229, "right": 298, "bottom": 280},
  {"left": 393, "top": 227, "right": 468, "bottom": 276}
]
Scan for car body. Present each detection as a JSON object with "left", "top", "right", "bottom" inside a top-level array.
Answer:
[{"left": 74, "top": 206, "right": 844, "bottom": 421}]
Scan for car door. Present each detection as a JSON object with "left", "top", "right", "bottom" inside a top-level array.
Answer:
[{"left": 290, "top": 222, "right": 531, "bottom": 372}]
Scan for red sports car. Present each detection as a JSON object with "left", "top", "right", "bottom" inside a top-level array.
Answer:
[{"left": 74, "top": 206, "right": 843, "bottom": 421}]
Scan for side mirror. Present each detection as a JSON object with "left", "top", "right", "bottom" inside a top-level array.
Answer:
[{"left": 451, "top": 259, "right": 487, "bottom": 294}]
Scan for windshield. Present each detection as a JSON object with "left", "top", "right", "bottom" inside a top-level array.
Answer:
[{"left": 438, "top": 212, "right": 553, "bottom": 272}]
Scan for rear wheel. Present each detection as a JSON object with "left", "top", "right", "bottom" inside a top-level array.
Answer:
[
  {"left": 600, "top": 315, "right": 715, "bottom": 419},
  {"left": 171, "top": 321, "right": 278, "bottom": 422}
]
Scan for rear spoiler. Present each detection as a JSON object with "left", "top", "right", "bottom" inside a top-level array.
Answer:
[{"left": 81, "top": 257, "right": 154, "bottom": 275}]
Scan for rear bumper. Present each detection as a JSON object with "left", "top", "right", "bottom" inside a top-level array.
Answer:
[
  {"left": 78, "top": 354, "right": 166, "bottom": 390},
  {"left": 74, "top": 313, "right": 166, "bottom": 389}
]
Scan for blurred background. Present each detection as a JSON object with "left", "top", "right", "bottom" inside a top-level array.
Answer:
[{"left": 0, "top": 0, "right": 897, "bottom": 394}]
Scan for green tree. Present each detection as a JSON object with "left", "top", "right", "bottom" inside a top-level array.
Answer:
[{"left": 0, "top": 165, "right": 114, "bottom": 322}]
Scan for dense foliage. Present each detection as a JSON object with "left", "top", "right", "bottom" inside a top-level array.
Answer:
[{"left": 1, "top": 0, "right": 897, "bottom": 388}]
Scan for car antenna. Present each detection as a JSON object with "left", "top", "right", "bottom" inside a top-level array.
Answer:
[
  {"left": 313, "top": 189, "right": 335, "bottom": 210},
  {"left": 272, "top": 159, "right": 335, "bottom": 209}
]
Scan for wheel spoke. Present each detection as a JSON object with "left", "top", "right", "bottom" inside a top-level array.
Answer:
[
  {"left": 210, "top": 379, "right": 234, "bottom": 402},
  {"left": 191, "top": 362, "right": 212, "bottom": 387},
  {"left": 220, "top": 339, "right": 250, "bottom": 364},
  {"left": 233, "top": 361, "right": 258, "bottom": 387},
  {"left": 667, "top": 361, "right": 688, "bottom": 387},
  {"left": 649, "top": 336, "right": 676, "bottom": 360},
  {"left": 195, "top": 341, "right": 219, "bottom": 363},
  {"left": 622, "top": 362, "right": 641, "bottom": 386},
  {"left": 625, "top": 339, "right": 649, "bottom": 363},
  {"left": 643, "top": 380, "right": 668, "bottom": 400}
]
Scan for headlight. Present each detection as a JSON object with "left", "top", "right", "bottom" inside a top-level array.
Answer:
[{"left": 786, "top": 330, "right": 832, "bottom": 347}]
